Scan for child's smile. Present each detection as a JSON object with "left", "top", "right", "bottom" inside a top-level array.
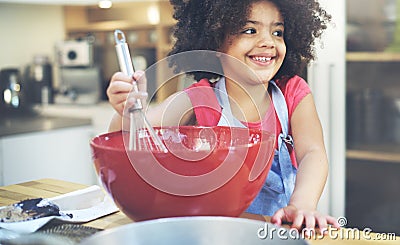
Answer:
[{"left": 249, "top": 54, "right": 275, "bottom": 66}]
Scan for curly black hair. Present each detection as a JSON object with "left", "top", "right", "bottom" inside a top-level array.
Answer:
[{"left": 168, "top": 0, "right": 331, "bottom": 83}]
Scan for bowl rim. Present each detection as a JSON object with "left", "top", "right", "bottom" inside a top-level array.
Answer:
[{"left": 90, "top": 126, "right": 275, "bottom": 153}]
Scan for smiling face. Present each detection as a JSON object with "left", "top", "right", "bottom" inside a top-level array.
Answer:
[{"left": 219, "top": 0, "right": 286, "bottom": 84}]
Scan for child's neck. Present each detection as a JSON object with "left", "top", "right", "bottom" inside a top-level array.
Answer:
[{"left": 225, "top": 78, "right": 270, "bottom": 123}]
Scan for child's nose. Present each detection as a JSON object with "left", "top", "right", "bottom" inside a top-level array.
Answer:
[{"left": 257, "top": 33, "right": 275, "bottom": 48}]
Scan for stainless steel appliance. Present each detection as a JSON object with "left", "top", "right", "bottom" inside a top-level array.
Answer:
[
  {"left": 55, "top": 67, "right": 102, "bottom": 105},
  {"left": 24, "top": 55, "right": 53, "bottom": 104},
  {"left": 0, "top": 68, "right": 29, "bottom": 113},
  {"left": 56, "top": 40, "right": 93, "bottom": 67},
  {"left": 55, "top": 40, "right": 101, "bottom": 105}
]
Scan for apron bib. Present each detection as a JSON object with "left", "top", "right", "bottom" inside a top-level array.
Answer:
[{"left": 214, "top": 78, "right": 297, "bottom": 216}]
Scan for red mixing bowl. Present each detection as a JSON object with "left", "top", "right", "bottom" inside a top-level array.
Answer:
[{"left": 90, "top": 126, "right": 275, "bottom": 221}]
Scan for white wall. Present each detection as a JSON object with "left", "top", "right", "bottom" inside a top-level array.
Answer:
[{"left": 0, "top": 3, "right": 65, "bottom": 72}]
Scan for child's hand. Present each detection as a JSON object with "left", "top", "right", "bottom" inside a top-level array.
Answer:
[
  {"left": 107, "top": 71, "right": 148, "bottom": 116},
  {"left": 270, "top": 204, "right": 340, "bottom": 234}
]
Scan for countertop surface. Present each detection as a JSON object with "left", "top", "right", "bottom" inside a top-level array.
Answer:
[
  {"left": 0, "top": 111, "right": 92, "bottom": 137},
  {"left": 0, "top": 178, "right": 398, "bottom": 244}
]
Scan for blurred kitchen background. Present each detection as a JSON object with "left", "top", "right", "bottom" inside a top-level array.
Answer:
[{"left": 0, "top": 0, "right": 399, "bottom": 235}]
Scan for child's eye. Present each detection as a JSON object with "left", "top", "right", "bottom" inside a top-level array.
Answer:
[
  {"left": 273, "top": 30, "right": 284, "bottom": 37},
  {"left": 242, "top": 28, "right": 257, "bottom": 34}
]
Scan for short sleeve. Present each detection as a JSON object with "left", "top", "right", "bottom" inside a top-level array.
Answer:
[{"left": 279, "top": 76, "right": 311, "bottom": 120}]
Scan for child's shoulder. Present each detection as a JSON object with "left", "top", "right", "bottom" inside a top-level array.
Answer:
[
  {"left": 277, "top": 76, "right": 311, "bottom": 107},
  {"left": 278, "top": 75, "right": 310, "bottom": 93}
]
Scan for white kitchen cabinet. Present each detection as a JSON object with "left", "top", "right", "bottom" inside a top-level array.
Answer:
[
  {"left": 0, "top": 125, "right": 97, "bottom": 186},
  {"left": 307, "top": 0, "right": 346, "bottom": 218}
]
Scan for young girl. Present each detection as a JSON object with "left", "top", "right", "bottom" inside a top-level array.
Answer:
[{"left": 107, "top": 0, "right": 340, "bottom": 231}]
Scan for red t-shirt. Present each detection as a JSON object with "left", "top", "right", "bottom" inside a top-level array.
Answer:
[{"left": 184, "top": 75, "right": 311, "bottom": 168}]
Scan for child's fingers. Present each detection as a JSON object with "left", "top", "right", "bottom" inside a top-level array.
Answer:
[
  {"left": 132, "top": 91, "right": 148, "bottom": 100},
  {"left": 291, "top": 213, "right": 305, "bottom": 231},
  {"left": 125, "top": 91, "right": 149, "bottom": 110},
  {"left": 132, "top": 70, "right": 145, "bottom": 81},
  {"left": 304, "top": 214, "right": 316, "bottom": 231},
  {"left": 326, "top": 215, "right": 341, "bottom": 228},
  {"left": 109, "top": 93, "right": 129, "bottom": 105},
  {"left": 270, "top": 208, "right": 285, "bottom": 226},
  {"left": 315, "top": 215, "right": 328, "bottom": 233},
  {"left": 111, "top": 71, "right": 147, "bottom": 95},
  {"left": 107, "top": 81, "right": 133, "bottom": 96},
  {"left": 111, "top": 71, "right": 133, "bottom": 83},
  {"left": 108, "top": 93, "right": 129, "bottom": 115},
  {"left": 132, "top": 70, "right": 147, "bottom": 92}
]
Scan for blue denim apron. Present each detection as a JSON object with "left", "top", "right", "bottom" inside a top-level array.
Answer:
[{"left": 214, "top": 78, "right": 297, "bottom": 216}]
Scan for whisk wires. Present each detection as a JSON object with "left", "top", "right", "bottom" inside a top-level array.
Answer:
[{"left": 115, "top": 29, "right": 168, "bottom": 153}]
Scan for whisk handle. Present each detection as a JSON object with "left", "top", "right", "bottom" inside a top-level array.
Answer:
[{"left": 114, "top": 29, "right": 142, "bottom": 110}]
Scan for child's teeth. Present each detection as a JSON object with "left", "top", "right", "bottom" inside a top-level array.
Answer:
[{"left": 254, "top": 57, "right": 271, "bottom": 62}]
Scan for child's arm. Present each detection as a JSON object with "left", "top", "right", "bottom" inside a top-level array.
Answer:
[
  {"left": 271, "top": 94, "right": 340, "bottom": 231},
  {"left": 107, "top": 71, "right": 194, "bottom": 132}
]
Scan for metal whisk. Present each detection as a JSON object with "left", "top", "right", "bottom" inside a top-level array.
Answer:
[{"left": 114, "top": 30, "right": 168, "bottom": 153}]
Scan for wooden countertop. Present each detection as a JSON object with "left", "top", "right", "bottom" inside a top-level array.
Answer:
[{"left": 0, "top": 178, "right": 398, "bottom": 244}]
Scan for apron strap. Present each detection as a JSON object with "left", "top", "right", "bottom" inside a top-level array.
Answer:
[
  {"left": 269, "top": 81, "right": 290, "bottom": 139},
  {"left": 270, "top": 80, "right": 296, "bottom": 203},
  {"left": 214, "top": 77, "right": 246, "bottom": 128}
]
